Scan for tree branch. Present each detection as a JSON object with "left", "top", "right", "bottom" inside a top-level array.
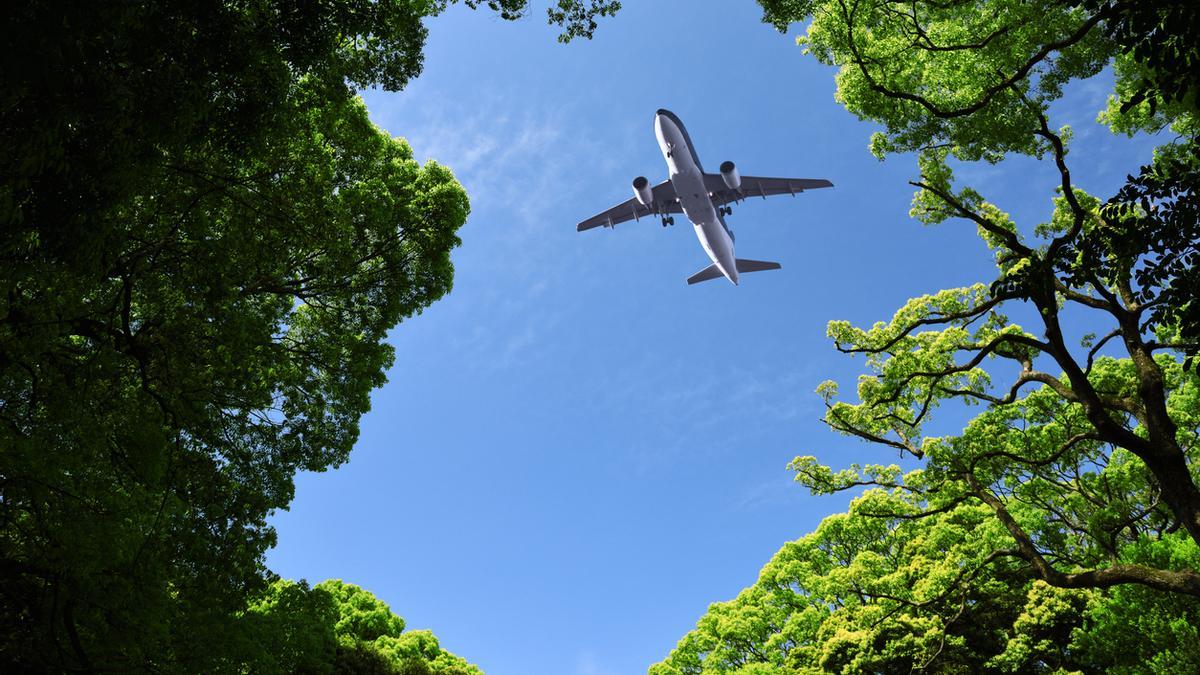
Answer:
[
  {"left": 834, "top": 293, "right": 1010, "bottom": 355},
  {"left": 910, "top": 180, "right": 1031, "bottom": 256},
  {"left": 968, "top": 474, "right": 1200, "bottom": 597},
  {"left": 837, "top": 0, "right": 1109, "bottom": 120}
]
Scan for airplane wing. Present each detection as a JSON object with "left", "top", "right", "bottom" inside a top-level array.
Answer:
[
  {"left": 576, "top": 180, "right": 683, "bottom": 232},
  {"left": 704, "top": 174, "right": 833, "bottom": 208}
]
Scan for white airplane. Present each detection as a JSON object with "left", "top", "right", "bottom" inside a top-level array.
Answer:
[{"left": 577, "top": 109, "right": 833, "bottom": 285}]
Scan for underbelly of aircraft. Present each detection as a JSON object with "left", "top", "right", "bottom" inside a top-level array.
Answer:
[{"left": 671, "top": 167, "right": 732, "bottom": 273}]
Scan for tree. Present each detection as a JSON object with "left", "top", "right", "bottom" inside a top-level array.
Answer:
[
  {"left": 315, "top": 579, "right": 483, "bottom": 675},
  {"left": 1, "top": 1, "right": 619, "bottom": 233},
  {"left": 242, "top": 579, "right": 340, "bottom": 673},
  {"left": 757, "top": 0, "right": 1199, "bottom": 364},
  {"left": 0, "top": 72, "right": 467, "bottom": 672},
  {"left": 240, "top": 579, "right": 484, "bottom": 674},
  {"left": 753, "top": 0, "right": 1200, "bottom": 591},
  {"left": 650, "top": 486, "right": 1200, "bottom": 673},
  {"left": 0, "top": 1, "right": 618, "bottom": 670},
  {"left": 652, "top": 0, "right": 1200, "bottom": 670}
]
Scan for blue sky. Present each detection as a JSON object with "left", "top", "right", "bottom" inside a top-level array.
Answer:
[{"left": 267, "top": 2, "right": 1161, "bottom": 673}]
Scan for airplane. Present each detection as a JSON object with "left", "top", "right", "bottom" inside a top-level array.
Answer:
[{"left": 577, "top": 109, "right": 833, "bottom": 285}]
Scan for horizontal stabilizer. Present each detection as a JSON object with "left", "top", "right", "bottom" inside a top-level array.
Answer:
[
  {"left": 686, "top": 263, "right": 725, "bottom": 285},
  {"left": 735, "top": 259, "right": 782, "bottom": 273}
]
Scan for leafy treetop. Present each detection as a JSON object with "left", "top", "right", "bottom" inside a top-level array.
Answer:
[
  {"left": 0, "top": 1, "right": 617, "bottom": 670},
  {"left": 654, "top": 0, "right": 1200, "bottom": 670}
]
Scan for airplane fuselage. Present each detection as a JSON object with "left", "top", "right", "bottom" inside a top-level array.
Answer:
[
  {"left": 654, "top": 110, "right": 739, "bottom": 284},
  {"left": 577, "top": 109, "right": 832, "bottom": 284}
]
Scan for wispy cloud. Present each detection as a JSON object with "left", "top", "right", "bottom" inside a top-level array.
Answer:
[
  {"left": 733, "top": 475, "right": 805, "bottom": 512},
  {"left": 600, "top": 357, "right": 825, "bottom": 475},
  {"left": 366, "top": 86, "right": 632, "bottom": 241},
  {"left": 366, "top": 87, "right": 615, "bottom": 370},
  {"left": 575, "top": 650, "right": 620, "bottom": 675},
  {"left": 597, "top": 356, "right": 821, "bottom": 429}
]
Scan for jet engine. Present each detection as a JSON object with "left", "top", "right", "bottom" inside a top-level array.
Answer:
[
  {"left": 632, "top": 176, "right": 654, "bottom": 206},
  {"left": 719, "top": 161, "right": 741, "bottom": 190}
]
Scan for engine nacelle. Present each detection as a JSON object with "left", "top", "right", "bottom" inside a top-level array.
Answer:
[
  {"left": 632, "top": 176, "right": 653, "bottom": 206},
  {"left": 719, "top": 161, "right": 741, "bottom": 190}
]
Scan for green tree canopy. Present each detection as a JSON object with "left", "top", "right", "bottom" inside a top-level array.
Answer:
[
  {"left": 2, "top": 1, "right": 619, "bottom": 232},
  {"left": 752, "top": 0, "right": 1200, "bottom": 588},
  {"left": 0, "top": 1, "right": 617, "bottom": 670},
  {"left": 653, "top": 0, "right": 1200, "bottom": 671},
  {"left": 0, "top": 71, "right": 468, "bottom": 671},
  {"left": 758, "top": 0, "right": 1199, "bottom": 362},
  {"left": 313, "top": 579, "right": 483, "bottom": 674},
  {"left": 651, "top": 488, "right": 1200, "bottom": 673},
  {"left": 241, "top": 579, "right": 484, "bottom": 674}
]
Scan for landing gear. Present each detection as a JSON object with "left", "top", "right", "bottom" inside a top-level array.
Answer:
[
  {"left": 661, "top": 216, "right": 675, "bottom": 227},
  {"left": 719, "top": 206, "right": 733, "bottom": 216}
]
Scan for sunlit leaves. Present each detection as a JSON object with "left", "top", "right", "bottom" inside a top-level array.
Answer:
[
  {"left": 655, "top": 358, "right": 1200, "bottom": 670},
  {"left": 655, "top": 1, "right": 1200, "bottom": 672},
  {"left": 766, "top": 0, "right": 1114, "bottom": 160},
  {"left": 244, "top": 580, "right": 484, "bottom": 674},
  {"left": 652, "top": 491, "right": 1026, "bottom": 673}
]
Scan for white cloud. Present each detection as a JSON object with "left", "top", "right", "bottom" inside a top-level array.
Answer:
[
  {"left": 365, "top": 86, "right": 626, "bottom": 240},
  {"left": 596, "top": 357, "right": 824, "bottom": 476},
  {"left": 575, "top": 650, "right": 620, "bottom": 675},
  {"left": 733, "top": 475, "right": 804, "bottom": 512},
  {"left": 598, "top": 356, "right": 821, "bottom": 430},
  {"left": 365, "top": 87, "right": 611, "bottom": 370}
]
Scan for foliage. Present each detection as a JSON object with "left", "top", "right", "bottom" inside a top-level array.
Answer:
[
  {"left": 1079, "top": 0, "right": 1200, "bottom": 115},
  {"left": 1, "top": 1, "right": 617, "bottom": 231},
  {"left": 243, "top": 579, "right": 484, "bottom": 674},
  {"left": 243, "top": 579, "right": 340, "bottom": 673},
  {"left": 314, "top": 579, "right": 483, "bottom": 674},
  {"left": 650, "top": 494, "right": 1026, "bottom": 674},
  {"left": 547, "top": 0, "right": 623, "bottom": 43},
  {"left": 752, "top": 0, "right": 1200, "bottom": 583},
  {"left": 0, "top": 0, "right": 616, "bottom": 670},
  {"left": 0, "top": 69, "right": 467, "bottom": 671},
  {"left": 1071, "top": 535, "right": 1200, "bottom": 672},
  {"left": 650, "top": 490, "right": 1200, "bottom": 673},
  {"left": 651, "top": 0, "right": 1200, "bottom": 671},
  {"left": 1085, "top": 139, "right": 1200, "bottom": 372}
]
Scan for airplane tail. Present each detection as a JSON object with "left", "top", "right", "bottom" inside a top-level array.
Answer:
[
  {"left": 686, "top": 259, "right": 782, "bottom": 285},
  {"left": 736, "top": 259, "right": 781, "bottom": 273}
]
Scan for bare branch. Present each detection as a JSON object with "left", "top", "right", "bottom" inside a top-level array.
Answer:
[
  {"left": 938, "top": 368, "right": 1077, "bottom": 407},
  {"left": 1146, "top": 341, "right": 1200, "bottom": 353},
  {"left": 1054, "top": 278, "right": 1122, "bottom": 314},
  {"left": 1085, "top": 329, "right": 1122, "bottom": 376},
  {"left": 967, "top": 432, "right": 1101, "bottom": 473}
]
